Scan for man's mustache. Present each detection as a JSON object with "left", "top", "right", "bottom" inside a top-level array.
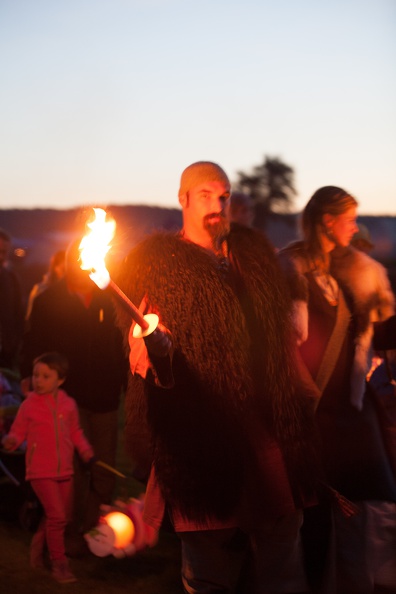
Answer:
[{"left": 204, "top": 212, "right": 227, "bottom": 223}]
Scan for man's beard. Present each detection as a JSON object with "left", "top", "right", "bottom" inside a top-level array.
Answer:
[{"left": 203, "top": 213, "right": 230, "bottom": 244}]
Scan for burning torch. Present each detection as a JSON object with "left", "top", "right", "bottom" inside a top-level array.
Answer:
[
  {"left": 77, "top": 208, "right": 170, "bottom": 558},
  {"left": 79, "top": 208, "right": 171, "bottom": 355}
]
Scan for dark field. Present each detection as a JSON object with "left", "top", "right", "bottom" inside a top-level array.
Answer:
[{"left": 0, "top": 517, "right": 183, "bottom": 593}]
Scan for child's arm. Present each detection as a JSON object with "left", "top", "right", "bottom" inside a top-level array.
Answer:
[{"left": 1, "top": 403, "right": 29, "bottom": 451}]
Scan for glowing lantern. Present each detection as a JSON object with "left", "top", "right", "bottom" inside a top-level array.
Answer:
[
  {"left": 104, "top": 511, "right": 135, "bottom": 549},
  {"left": 85, "top": 497, "right": 158, "bottom": 558}
]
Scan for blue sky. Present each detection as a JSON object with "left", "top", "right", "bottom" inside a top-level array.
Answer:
[{"left": 1, "top": 0, "right": 395, "bottom": 214}]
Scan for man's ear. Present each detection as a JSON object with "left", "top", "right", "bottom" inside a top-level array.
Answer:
[{"left": 179, "top": 193, "right": 188, "bottom": 208}]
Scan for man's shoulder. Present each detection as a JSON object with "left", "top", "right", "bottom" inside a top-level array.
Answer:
[
  {"left": 127, "top": 231, "right": 184, "bottom": 263},
  {"left": 135, "top": 231, "right": 181, "bottom": 250},
  {"left": 278, "top": 240, "right": 305, "bottom": 257},
  {"left": 229, "top": 223, "right": 275, "bottom": 253},
  {"left": 229, "top": 223, "right": 265, "bottom": 241}
]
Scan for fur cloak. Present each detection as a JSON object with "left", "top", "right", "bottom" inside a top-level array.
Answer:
[
  {"left": 116, "top": 225, "right": 317, "bottom": 522},
  {"left": 331, "top": 246, "right": 395, "bottom": 408},
  {"left": 279, "top": 242, "right": 395, "bottom": 409}
]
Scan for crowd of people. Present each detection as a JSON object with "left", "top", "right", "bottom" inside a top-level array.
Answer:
[{"left": 0, "top": 160, "right": 395, "bottom": 593}]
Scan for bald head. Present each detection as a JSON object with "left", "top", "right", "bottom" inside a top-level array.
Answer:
[{"left": 178, "top": 161, "right": 230, "bottom": 198}]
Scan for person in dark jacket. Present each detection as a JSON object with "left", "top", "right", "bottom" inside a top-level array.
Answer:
[{"left": 20, "top": 238, "right": 127, "bottom": 544}]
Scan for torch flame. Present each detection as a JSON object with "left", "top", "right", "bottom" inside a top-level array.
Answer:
[{"left": 79, "top": 208, "right": 116, "bottom": 289}]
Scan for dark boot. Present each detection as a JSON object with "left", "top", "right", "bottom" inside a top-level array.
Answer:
[{"left": 51, "top": 558, "right": 77, "bottom": 584}]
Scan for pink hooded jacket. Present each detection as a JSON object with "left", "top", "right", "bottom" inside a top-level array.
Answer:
[{"left": 6, "top": 389, "right": 93, "bottom": 480}]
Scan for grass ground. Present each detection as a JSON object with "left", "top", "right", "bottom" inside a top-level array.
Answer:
[
  {"left": 0, "top": 518, "right": 183, "bottom": 593},
  {"left": 0, "top": 395, "right": 184, "bottom": 593}
]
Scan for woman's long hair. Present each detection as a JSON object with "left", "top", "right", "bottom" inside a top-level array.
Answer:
[{"left": 301, "top": 186, "right": 357, "bottom": 270}]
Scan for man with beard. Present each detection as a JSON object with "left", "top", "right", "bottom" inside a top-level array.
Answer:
[{"left": 115, "top": 161, "right": 316, "bottom": 594}]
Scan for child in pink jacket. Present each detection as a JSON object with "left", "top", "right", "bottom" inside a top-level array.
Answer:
[{"left": 2, "top": 352, "right": 94, "bottom": 584}]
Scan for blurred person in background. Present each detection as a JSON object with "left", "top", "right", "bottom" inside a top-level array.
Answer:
[
  {"left": 25, "top": 249, "right": 66, "bottom": 320},
  {"left": 229, "top": 191, "right": 255, "bottom": 228},
  {"left": 0, "top": 228, "right": 24, "bottom": 371}
]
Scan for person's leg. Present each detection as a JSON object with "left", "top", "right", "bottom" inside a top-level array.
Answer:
[
  {"left": 179, "top": 528, "right": 250, "bottom": 594},
  {"left": 31, "top": 477, "right": 76, "bottom": 583},
  {"left": 250, "top": 510, "right": 309, "bottom": 594},
  {"left": 30, "top": 478, "right": 71, "bottom": 563}
]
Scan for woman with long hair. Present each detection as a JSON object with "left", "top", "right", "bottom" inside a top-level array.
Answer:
[{"left": 279, "top": 186, "right": 396, "bottom": 593}]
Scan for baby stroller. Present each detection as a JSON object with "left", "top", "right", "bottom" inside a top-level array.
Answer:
[{"left": 0, "top": 368, "right": 42, "bottom": 530}]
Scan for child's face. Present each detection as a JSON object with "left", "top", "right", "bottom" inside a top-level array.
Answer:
[{"left": 32, "top": 363, "right": 63, "bottom": 395}]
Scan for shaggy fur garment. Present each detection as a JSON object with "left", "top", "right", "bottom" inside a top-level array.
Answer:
[
  {"left": 331, "top": 246, "right": 395, "bottom": 408},
  {"left": 279, "top": 242, "right": 395, "bottom": 410},
  {"left": 116, "top": 226, "right": 316, "bottom": 522}
]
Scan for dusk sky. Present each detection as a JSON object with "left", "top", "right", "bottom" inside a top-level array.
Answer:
[{"left": 1, "top": 0, "right": 395, "bottom": 214}]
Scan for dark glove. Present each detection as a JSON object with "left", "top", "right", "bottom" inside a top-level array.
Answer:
[
  {"left": 144, "top": 327, "right": 172, "bottom": 358},
  {"left": 83, "top": 455, "right": 97, "bottom": 469}
]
